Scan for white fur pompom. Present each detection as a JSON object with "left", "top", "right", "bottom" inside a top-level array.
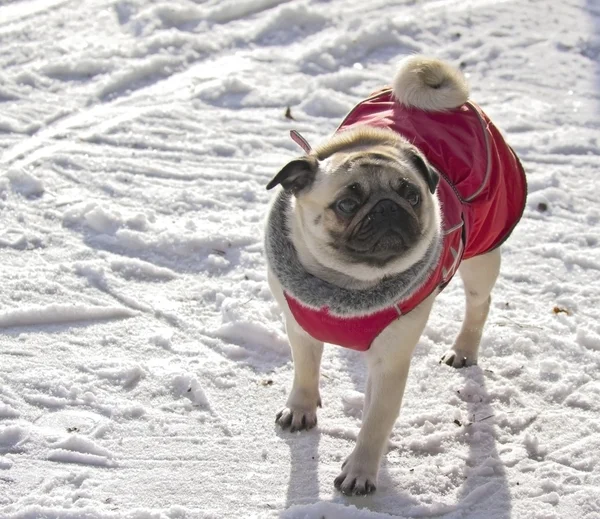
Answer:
[{"left": 392, "top": 55, "right": 469, "bottom": 111}]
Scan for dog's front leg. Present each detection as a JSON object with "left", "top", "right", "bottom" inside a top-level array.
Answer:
[
  {"left": 268, "top": 271, "right": 324, "bottom": 432},
  {"left": 334, "top": 294, "right": 435, "bottom": 495},
  {"left": 276, "top": 316, "right": 324, "bottom": 432}
]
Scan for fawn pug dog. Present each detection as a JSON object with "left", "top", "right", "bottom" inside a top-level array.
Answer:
[{"left": 264, "top": 56, "right": 526, "bottom": 495}]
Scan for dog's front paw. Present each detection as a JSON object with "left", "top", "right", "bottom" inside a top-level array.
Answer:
[
  {"left": 275, "top": 394, "right": 320, "bottom": 432},
  {"left": 334, "top": 455, "right": 377, "bottom": 496},
  {"left": 440, "top": 348, "right": 477, "bottom": 368},
  {"left": 275, "top": 406, "right": 318, "bottom": 432}
]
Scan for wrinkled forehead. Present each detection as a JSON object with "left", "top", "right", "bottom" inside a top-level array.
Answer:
[{"left": 324, "top": 147, "right": 422, "bottom": 193}]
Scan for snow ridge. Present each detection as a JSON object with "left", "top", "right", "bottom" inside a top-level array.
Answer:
[{"left": 0, "top": 304, "right": 137, "bottom": 329}]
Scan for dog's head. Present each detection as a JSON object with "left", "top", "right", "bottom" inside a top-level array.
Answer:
[{"left": 267, "top": 127, "right": 441, "bottom": 282}]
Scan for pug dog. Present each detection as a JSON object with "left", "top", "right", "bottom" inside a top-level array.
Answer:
[{"left": 264, "top": 56, "right": 527, "bottom": 495}]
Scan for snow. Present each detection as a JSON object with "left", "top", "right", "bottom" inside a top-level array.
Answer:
[
  {"left": 0, "top": 304, "right": 137, "bottom": 329},
  {"left": 0, "top": 0, "right": 599, "bottom": 517},
  {"left": 0, "top": 425, "right": 29, "bottom": 452},
  {"left": 47, "top": 435, "right": 116, "bottom": 467},
  {"left": 4, "top": 169, "right": 44, "bottom": 199}
]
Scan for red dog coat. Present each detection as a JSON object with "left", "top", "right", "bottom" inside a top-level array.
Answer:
[{"left": 285, "top": 89, "right": 527, "bottom": 351}]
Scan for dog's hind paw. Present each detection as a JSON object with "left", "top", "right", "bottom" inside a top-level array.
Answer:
[{"left": 440, "top": 348, "right": 477, "bottom": 368}]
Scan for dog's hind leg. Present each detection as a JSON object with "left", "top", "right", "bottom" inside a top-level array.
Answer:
[{"left": 441, "top": 247, "right": 501, "bottom": 368}]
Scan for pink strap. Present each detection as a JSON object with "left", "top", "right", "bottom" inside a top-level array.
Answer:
[{"left": 290, "top": 130, "right": 312, "bottom": 154}]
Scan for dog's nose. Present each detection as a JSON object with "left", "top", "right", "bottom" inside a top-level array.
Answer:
[{"left": 369, "top": 199, "right": 400, "bottom": 221}]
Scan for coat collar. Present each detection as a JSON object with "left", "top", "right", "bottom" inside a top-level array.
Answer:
[{"left": 265, "top": 191, "right": 443, "bottom": 317}]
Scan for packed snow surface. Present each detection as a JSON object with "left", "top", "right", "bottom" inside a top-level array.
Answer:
[{"left": 1, "top": 0, "right": 600, "bottom": 518}]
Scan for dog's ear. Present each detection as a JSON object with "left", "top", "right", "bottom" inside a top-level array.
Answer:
[
  {"left": 266, "top": 156, "right": 318, "bottom": 194},
  {"left": 408, "top": 151, "right": 439, "bottom": 194}
]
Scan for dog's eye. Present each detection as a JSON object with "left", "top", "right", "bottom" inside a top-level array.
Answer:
[
  {"left": 406, "top": 190, "right": 420, "bottom": 206},
  {"left": 336, "top": 198, "right": 359, "bottom": 214}
]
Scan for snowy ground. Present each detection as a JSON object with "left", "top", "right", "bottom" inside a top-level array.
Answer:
[{"left": 1, "top": 0, "right": 599, "bottom": 517}]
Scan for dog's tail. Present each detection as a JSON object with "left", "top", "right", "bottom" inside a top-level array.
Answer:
[{"left": 392, "top": 55, "right": 469, "bottom": 111}]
